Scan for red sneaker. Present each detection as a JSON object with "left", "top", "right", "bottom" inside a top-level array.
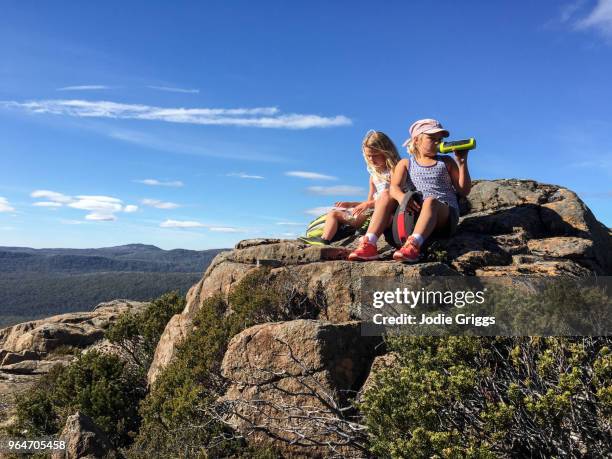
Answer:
[
  {"left": 393, "top": 236, "right": 421, "bottom": 263},
  {"left": 348, "top": 236, "right": 379, "bottom": 261}
]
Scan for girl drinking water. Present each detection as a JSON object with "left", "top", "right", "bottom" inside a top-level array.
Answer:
[
  {"left": 300, "top": 130, "right": 400, "bottom": 248},
  {"left": 390, "top": 118, "right": 472, "bottom": 262}
]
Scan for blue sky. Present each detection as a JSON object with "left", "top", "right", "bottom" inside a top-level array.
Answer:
[{"left": 1, "top": 1, "right": 611, "bottom": 250}]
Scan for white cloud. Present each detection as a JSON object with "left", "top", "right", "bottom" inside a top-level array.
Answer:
[
  {"left": 575, "top": 0, "right": 612, "bottom": 38},
  {"left": 69, "top": 196, "right": 123, "bottom": 214},
  {"left": 85, "top": 212, "right": 117, "bottom": 221},
  {"left": 305, "top": 206, "right": 333, "bottom": 216},
  {"left": 159, "top": 220, "right": 247, "bottom": 232},
  {"left": 160, "top": 219, "right": 206, "bottom": 228},
  {"left": 29, "top": 189, "right": 137, "bottom": 221},
  {"left": 276, "top": 221, "right": 303, "bottom": 226},
  {"left": 57, "top": 85, "right": 111, "bottom": 91},
  {"left": 280, "top": 232, "right": 298, "bottom": 237},
  {"left": 33, "top": 201, "right": 62, "bottom": 208},
  {"left": 285, "top": 171, "right": 337, "bottom": 180},
  {"left": 31, "top": 190, "right": 72, "bottom": 203},
  {"left": 147, "top": 85, "right": 200, "bottom": 94},
  {"left": 0, "top": 197, "right": 15, "bottom": 212},
  {"left": 208, "top": 226, "right": 245, "bottom": 233},
  {"left": 226, "top": 172, "right": 265, "bottom": 179},
  {"left": 1, "top": 99, "right": 352, "bottom": 129},
  {"left": 307, "top": 185, "right": 366, "bottom": 196},
  {"left": 60, "top": 219, "right": 87, "bottom": 225},
  {"left": 136, "top": 179, "right": 184, "bottom": 187},
  {"left": 142, "top": 199, "right": 180, "bottom": 209}
]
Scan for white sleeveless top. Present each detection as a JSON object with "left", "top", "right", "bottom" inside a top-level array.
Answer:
[{"left": 367, "top": 166, "right": 391, "bottom": 200}]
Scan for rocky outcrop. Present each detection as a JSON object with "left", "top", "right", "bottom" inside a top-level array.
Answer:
[
  {"left": 148, "top": 180, "right": 611, "bottom": 387},
  {"left": 220, "top": 320, "right": 381, "bottom": 456},
  {"left": 0, "top": 300, "right": 148, "bottom": 432},
  {"left": 51, "top": 411, "right": 115, "bottom": 459},
  {"left": 0, "top": 300, "right": 149, "bottom": 356}
]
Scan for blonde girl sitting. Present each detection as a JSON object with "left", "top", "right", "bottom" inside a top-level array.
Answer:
[
  {"left": 300, "top": 130, "right": 401, "bottom": 248},
  {"left": 390, "top": 118, "right": 472, "bottom": 262}
]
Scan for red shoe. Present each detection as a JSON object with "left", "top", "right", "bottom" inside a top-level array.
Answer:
[
  {"left": 393, "top": 236, "right": 421, "bottom": 263},
  {"left": 348, "top": 236, "right": 379, "bottom": 261}
]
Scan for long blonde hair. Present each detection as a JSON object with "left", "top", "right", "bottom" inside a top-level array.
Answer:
[
  {"left": 407, "top": 136, "right": 423, "bottom": 160},
  {"left": 361, "top": 130, "right": 401, "bottom": 183}
]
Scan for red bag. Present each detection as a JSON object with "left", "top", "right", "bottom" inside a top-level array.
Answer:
[{"left": 385, "top": 191, "right": 422, "bottom": 248}]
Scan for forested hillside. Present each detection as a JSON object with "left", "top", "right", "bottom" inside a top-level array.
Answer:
[{"left": 0, "top": 244, "right": 226, "bottom": 328}]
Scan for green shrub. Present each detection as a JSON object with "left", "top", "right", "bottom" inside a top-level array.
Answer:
[
  {"left": 360, "top": 336, "right": 611, "bottom": 458},
  {"left": 105, "top": 291, "right": 185, "bottom": 378},
  {"left": 9, "top": 291, "right": 185, "bottom": 451},
  {"left": 129, "top": 268, "right": 296, "bottom": 458},
  {"left": 12, "top": 351, "right": 143, "bottom": 448}
]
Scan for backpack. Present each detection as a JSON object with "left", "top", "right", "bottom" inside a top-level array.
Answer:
[{"left": 384, "top": 191, "right": 423, "bottom": 248}]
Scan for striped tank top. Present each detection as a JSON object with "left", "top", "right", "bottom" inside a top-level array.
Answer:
[{"left": 405, "top": 155, "right": 459, "bottom": 211}]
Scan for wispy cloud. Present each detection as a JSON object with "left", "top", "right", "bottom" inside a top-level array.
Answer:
[
  {"left": 226, "top": 172, "right": 265, "bottom": 179},
  {"left": 285, "top": 171, "right": 337, "bottom": 180},
  {"left": 33, "top": 201, "right": 62, "bottom": 208},
  {"left": 148, "top": 85, "right": 200, "bottom": 94},
  {"left": 112, "top": 129, "right": 286, "bottom": 163},
  {"left": 86, "top": 212, "right": 117, "bottom": 221},
  {"left": 276, "top": 221, "right": 303, "bottom": 226},
  {"left": 31, "top": 190, "right": 72, "bottom": 203},
  {"left": 0, "top": 197, "right": 15, "bottom": 212},
  {"left": 305, "top": 206, "right": 333, "bottom": 216},
  {"left": 60, "top": 219, "right": 87, "bottom": 225},
  {"left": 578, "top": 190, "right": 612, "bottom": 198},
  {"left": 208, "top": 226, "right": 246, "bottom": 233},
  {"left": 159, "top": 219, "right": 247, "bottom": 233},
  {"left": 575, "top": 0, "right": 612, "bottom": 38},
  {"left": 570, "top": 157, "right": 612, "bottom": 170},
  {"left": 57, "top": 85, "right": 112, "bottom": 91},
  {"left": 307, "top": 185, "right": 366, "bottom": 196},
  {"left": 30, "top": 190, "right": 138, "bottom": 221},
  {"left": 1, "top": 99, "right": 352, "bottom": 129},
  {"left": 142, "top": 199, "right": 180, "bottom": 209},
  {"left": 558, "top": 0, "right": 589, "bottom": 23},
  {"left": 160, "top": 219, "right": 206, "bottom": 228},
  {"left": 135, "top": 179, "right": 184, "bottom": 187}
]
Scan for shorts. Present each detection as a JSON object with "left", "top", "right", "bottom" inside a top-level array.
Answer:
[{"left": 433, "top": 203, "right": 459, "bottom": 237}]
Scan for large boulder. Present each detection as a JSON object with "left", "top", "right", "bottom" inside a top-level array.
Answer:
[
  {"left": 0, "top": 300, "right": 148, "bottom": 433},
  {"left": 51, "top": 411, "right": 115, "bottom": 459},
  {"left": 0, "top": 300, "right": 149, "bottom": 355},
  {"left": 148, "top": 180, "right": 611, "bottom": 386},
  {"left": 219, "top": 320, "right": 381, "bottom": 457}
]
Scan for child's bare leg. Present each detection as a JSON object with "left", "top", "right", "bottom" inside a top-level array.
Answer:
[
  {"left": 413, "top": 197, "right": 450, "bottom": 241},
  {"left": 321, "top": 210, "right": 342, "bottom": 240},
  {"left": 322, "top": 210, "right": 367, "bottom": 240},
  {"left": 364, "top": 191, "right": 397, "bottom": 237}
]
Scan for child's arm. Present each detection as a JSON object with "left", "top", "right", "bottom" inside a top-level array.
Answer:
[
  {"left": 390, "top": 159, "right": 408, "bottom": 204},
  {"left": 352, "top": 176, "right": 376, "bottom": 216},
  {"left": 443, "top": 151, "right": 472, "bottom": 196},
  {"left": 390, "top": 159, "right": 420, "bottom": 212}
]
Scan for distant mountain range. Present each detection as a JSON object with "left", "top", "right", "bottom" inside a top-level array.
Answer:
[{"left": 0, "top": 244, "right": 227, "bottom": 328}]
